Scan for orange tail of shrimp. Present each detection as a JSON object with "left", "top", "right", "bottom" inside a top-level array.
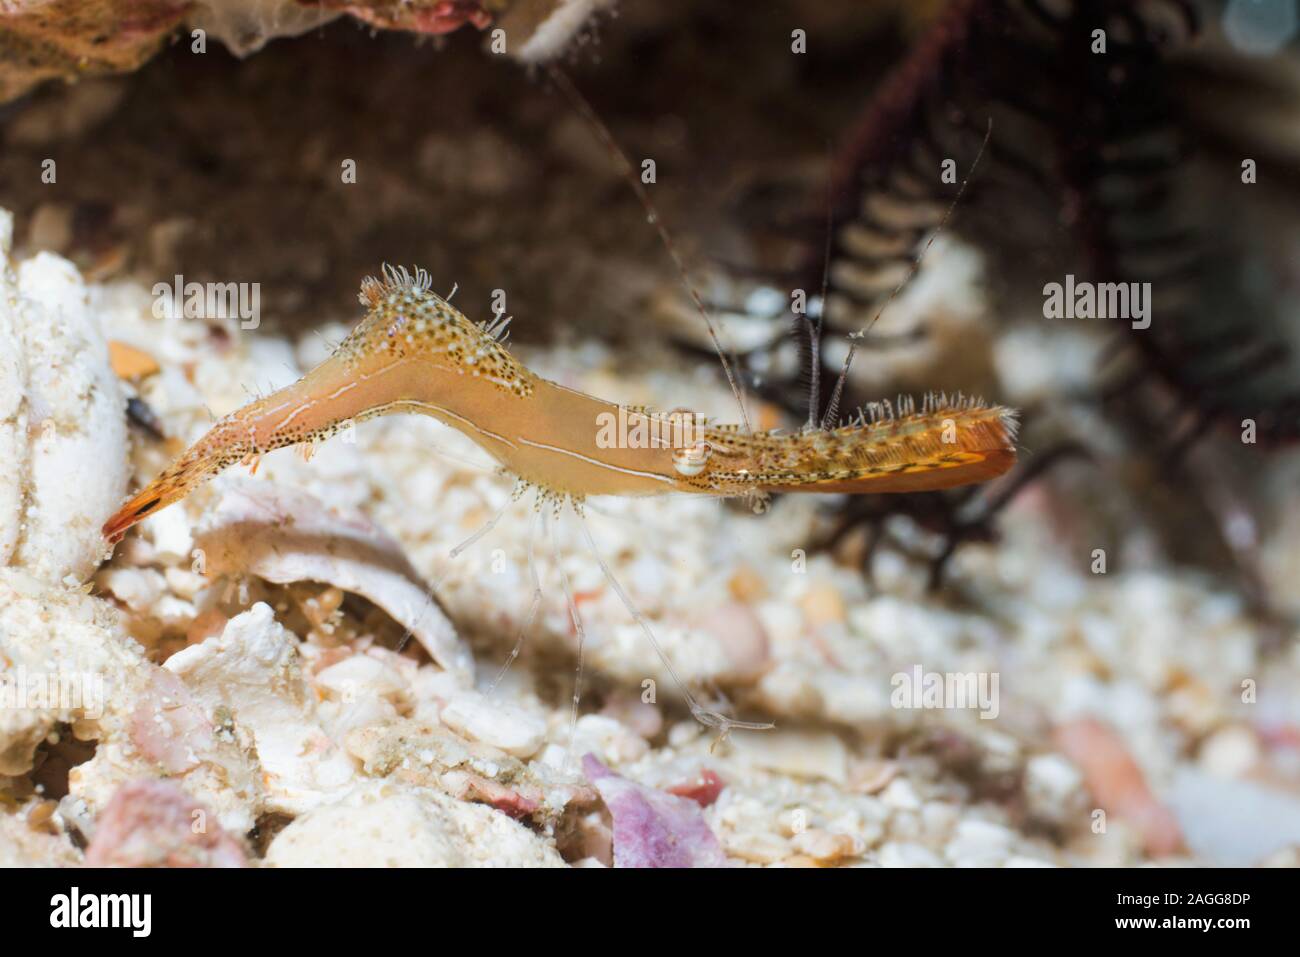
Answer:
[
  {"left": 785, "top": 396, "right": 1017, "bottom": 494},
  {"left": 696, "top": 395, "right": 1017, "bottom": 497}
]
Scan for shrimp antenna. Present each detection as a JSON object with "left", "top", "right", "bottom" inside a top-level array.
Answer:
[
  {"left": 487, "top": 507, "right": 543, "bottom": 694},
  {"left": 805, "top": 138, "right": 834, "bottom": 430},
  {"left": 572, "top": 502, "right": 774, "bottom": 736},
  {"left": 820, "top": 118, "right": 993, "bottom": 430},
  {"left": 394, "top": 490, "right": 517, "bottom": 657},
  {"left": 547, "top": 64, "right": 755, "bottom": 436},
  {"left": 550, "top": 512, "right": 587, "bottom": 769}
]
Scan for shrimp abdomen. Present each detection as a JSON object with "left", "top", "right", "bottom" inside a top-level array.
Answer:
[
  {"left": 762, "top": 447, "right": 1015, "bottom": 494},
  {"left": 747, "top": 397, "right": 1018, "bottom": 496}
]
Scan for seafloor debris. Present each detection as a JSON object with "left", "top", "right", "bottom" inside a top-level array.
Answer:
[
  {"left": 583, "top": 754, "right": 728, "bottom": 868},
  {"left": 0, "top": 211, "right": 129, "bottom": 584},
  {"left": 4, "top": 0, "right": 1300, "bottom": 870},
  {"left": 0, "top": 0, "right": 190, "bottom": 104},
  {"left": 192, "top": 478, "right": 470, "bottom": 680},
  {"left": 83, "top": 778, "right": 250, "bottom": 867},
  {"left": 262, "top": 780, "right": 566, "bottom": 867},
  {"left": 2, "top": 197, "right": 1300, "bottom": 867},
  {"left": 0, "top": 0, "right": 614, "bottom": 103}
]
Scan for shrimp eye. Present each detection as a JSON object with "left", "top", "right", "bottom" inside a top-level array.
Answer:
[
  {"left": 663, "top": 407, "right": 706, "bottom": 444},
  {"left": 672, "top": 441, "right": 712, "bottom": 477}
]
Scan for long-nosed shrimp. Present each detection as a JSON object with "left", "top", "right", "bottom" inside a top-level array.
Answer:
[
  {"left": 102, "top": 262, "right": 1017, "bottom": 734},
  {"left": 102, "top": 62, "right": 1017, "bottom": 736}
]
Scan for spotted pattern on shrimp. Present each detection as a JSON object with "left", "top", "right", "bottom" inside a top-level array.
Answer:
[
  {"left": 346, "top": 264, "right": 534, "bottom": 399},
  {"left": 675, "top": 395, "right": 1017, "bottom": 495}
]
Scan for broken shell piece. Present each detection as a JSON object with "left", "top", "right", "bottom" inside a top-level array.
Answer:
[
  {"left": 108, "top": 340, "right": 160, "bottom": 379},
  {"left": 582, "top": 755, "right": 729, "bottom": 868},
  {"left": 945, "top": 819, "right": 1016, "bottom": 866},
  {"left": 790, "top": 827, "right": 866, "bottom": 865},
  {"left": 193, "top": 478, "right": 471, "bottom": 681},
  {"left": 83, "top": 779, "right": 250, "bottom": 868},
  {"left": 343, "top": 718, "right": 576, "bottom": 825},
  {"left": 164, "top": 603, "right": 357, "bottom": 815},
  {"left": 263, "top": 781, "right": 565, "bottom": 867},
  {"left": 70, "top": 677, "right": 263, "bottom": 838},
  {"left": 1024, "top": 753, "right": 1086, "bottom": 827},
  {"left": 551, "top": 714, "right": 649, "bottom": 767},
  {"left": 0, "top": 568, "right": 139, "bottom": 776},
  {"left": 98, "top": 566, "right": 167, "bottom": 614},
  {"left": 695, "top": 601, "right": 772, "bottom": 684},
  {"left": 0, "top": 568, "right": 259, "bottom": 834},
  {"left": 729, "top": 729, "right": 849, "bottom": 785},
  {"left": 1054, "top": 717, "right": 1184, "bottom": 858},
  {"left": 799, "top": 582, "right": 847, "bottom": 628},
  {"left": 439, "top": 690, "right": 547, "bottom": 759},
  {"left": 722, "top": 831, "right": 793, "bottom": 865},
  {"left": 446, "top": 770, "right": 543, "bottom": 819},
  {"left": 0, "top": 806, "right": 81, "bottom": 867},
  {"left": 128, "top": 668, "right": 219, "bottom": 775},
  {"left": 666, "top": 768, "right": 726, "bottom": 807},
  {"left": 315, "top": 654, "right": 408, "bottom": 701}
]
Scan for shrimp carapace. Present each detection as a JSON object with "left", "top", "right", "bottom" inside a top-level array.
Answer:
[{"left": 103, "top": 267, "right": 1018, "bottom": 543}]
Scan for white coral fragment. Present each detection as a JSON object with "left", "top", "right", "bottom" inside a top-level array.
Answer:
[
  {"left": 0, "top": 211, "right": 128, "bottom": 583},
  {"left": 164, "top": 603, "right": 357, "bottom": 815},
  {"left": 507, "top": 0, "right": 617, "bottom": 64},
  {"left": 263, "top": 781, "right": 565, "bottom": 867},
  {"left": 0, "top": 568, "right": 133, "bottom": 776},
  {"left": 439, "top": 690, "right": 547, "bottom": 759}
]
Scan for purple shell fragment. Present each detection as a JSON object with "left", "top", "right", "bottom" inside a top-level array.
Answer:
[{"left": 582, "top": 754, "right": 729, "bottom": 868}]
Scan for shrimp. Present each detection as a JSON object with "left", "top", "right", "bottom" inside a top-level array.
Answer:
[
  {"left": 103, "top": 266, "right": 1016, "bottom": 544},
  {"left": 101, "top": 264, "right": 1015, "bottom": 734},
  {"left": 102, "top": 69, "right": 1015, "bottom": 737}
]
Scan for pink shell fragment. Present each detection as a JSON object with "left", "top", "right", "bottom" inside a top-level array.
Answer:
[
  {"left": 128, "top": 668, "right": 218, "bottom": 774},
  {"left": 459, "top": 772, "right": 542, "bottom": 820},
  {"left": 84, "top": 779, "right": 249, "bottom": 868},
  {"left": 667, "top": 768, "right": 725, "bottom": 808},
  {"left": 582, "top": 754, "right": 729, "bottom": 868},
  {"left": 342, "top": 1, "right": 492, "bottom": 35},
  {"left": 1054, "top": 716, "right": 1185, "bottom": 858}
]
